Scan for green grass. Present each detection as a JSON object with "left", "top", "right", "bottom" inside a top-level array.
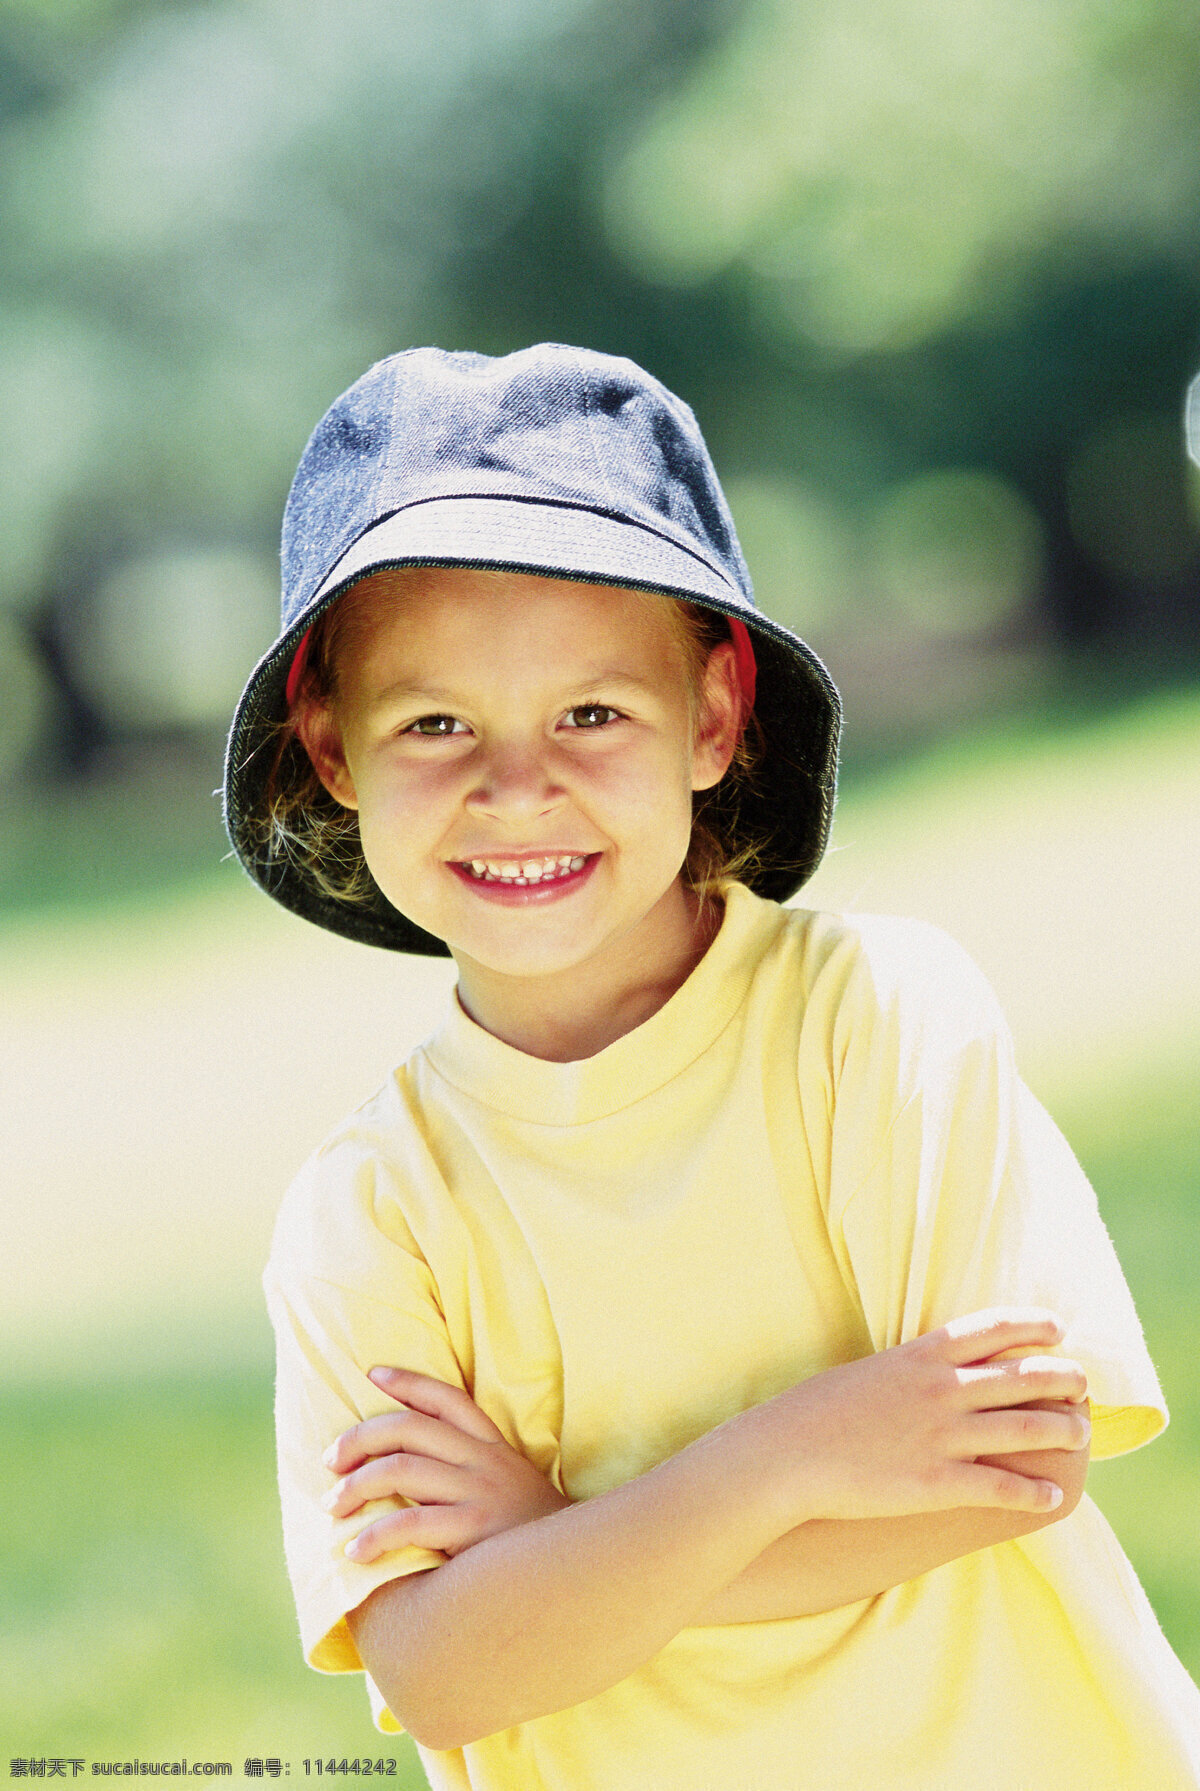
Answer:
[
  {"left": 1057, "top": 1054, "right": 1200, "bottom": 1673},
  {"left": 0, "top": 742, "right": 232, "bottom": 924},
  {"left": 0, "top": 1366, "right": 426, "bottom": 1781}
]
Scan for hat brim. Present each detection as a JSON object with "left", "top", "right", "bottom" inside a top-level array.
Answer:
[
  {"left": 309, "top": 495, "right": 755, "bottom": 617},
  {"left": 223, "top": 497, "right": 840, "bottom": 955}
]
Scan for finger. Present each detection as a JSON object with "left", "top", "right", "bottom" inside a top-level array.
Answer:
[
  {"left": 959, "top": 1357, "right": 1088, "bottom": 1409},
  {"left": 952, "top": 1461, "right": 1066, "bottom": 1514},
  {"left": 961, "top": 1401, "right": 1091, "bottom": 1458},
  {"left": 344, "top": 1502, "right": 485, "bottom": 1564},
  {"left": 939, "top": 1309, "right": 1064, "bottom": 1365},
  {"left": 323, "top": 1453, "right": 475, "bottom": 1517},
  {"left": 326, "top": 1408, "right": 482, "bottom": 1475},
  {"left": 367, "top": 1367, "right": 506, "bottom": 1444}
]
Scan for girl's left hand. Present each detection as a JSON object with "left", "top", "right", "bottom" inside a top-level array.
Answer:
[{"left": 321, "top": 1366, "right": 571, "bottom": 1564}]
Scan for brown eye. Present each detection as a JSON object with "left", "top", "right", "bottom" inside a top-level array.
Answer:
[
  {"left": 564, "top": 704, "right": 619, "bottom": 729},
  {"left": 406, "top": 714, "right": 465, "bottom": 736}
]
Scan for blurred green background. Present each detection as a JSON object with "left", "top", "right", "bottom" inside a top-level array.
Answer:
[{"left": 2, "top": 0, "right": 1198, "bottom": 1773}]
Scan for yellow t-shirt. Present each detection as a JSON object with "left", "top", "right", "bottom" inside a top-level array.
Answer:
[{"left": 264, "top": 883, "right": 1200, "bottom": 1790}]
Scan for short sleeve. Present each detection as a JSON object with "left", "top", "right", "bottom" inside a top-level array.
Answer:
[
  {"left": 826, "top": 916, "right": 1167, "bottom": 1460},
  {"left": 263, "top": 1129, "right": 467, "bottom": 1704}
]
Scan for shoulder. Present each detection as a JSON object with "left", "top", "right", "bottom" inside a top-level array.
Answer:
[
  {"left": 765, "top": 907, "right": 1014, "bottom": 1107},
  {"left": 840, "top": 911, "right": 1003, "bottom": 1023},
  {"left": 774, "top": 905, "right": 1005, "bottom": 1030},
  {"left": 265, "top": 1063, "right": 441, "bottom": 1292}
]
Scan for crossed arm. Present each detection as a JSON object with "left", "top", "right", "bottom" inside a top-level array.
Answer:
[{"left": 323, "top": 1311, "right": 1090, "bottom": 1750}]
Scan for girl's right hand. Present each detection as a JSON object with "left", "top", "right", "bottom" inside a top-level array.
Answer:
[
  {"left": 754, "top": 1308, "right": 1090, "bottom": 1529},
  {"left": 322, "top": 1368, "right": 570, "bottom": 1562}
]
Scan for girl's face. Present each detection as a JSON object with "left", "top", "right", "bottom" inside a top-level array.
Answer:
[{"left": 298, "top": 566, "right": 740, "bottom": 1013}]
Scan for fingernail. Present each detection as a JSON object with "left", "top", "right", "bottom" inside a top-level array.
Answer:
[
  {"left": 320, "top": 1486, "right": 340, "bottom": 1512},
  {"left": 345, "top": 1535, "right": 367, "bottom": 1560},
  {"left": 1047, "top": 1485, "right": 1063, "bottom": 1508},
  {"left": 321, "top": 1444, "right": 338, "bottom": 1468},
  {"left": 367, "top": 1367, "right": 391, "bottom": 1386}
]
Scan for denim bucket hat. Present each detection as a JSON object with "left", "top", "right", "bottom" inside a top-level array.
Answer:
[{"left": 223, "top": 343, "right": 841, "bottom": 955}]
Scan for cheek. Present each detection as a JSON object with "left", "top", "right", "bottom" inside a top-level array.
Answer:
[
  {"left": 584, "top": 741, "right": 695, "bottom": 837},
  {"left": 350, "top": 757, "right": 451, "bottom": 857}
]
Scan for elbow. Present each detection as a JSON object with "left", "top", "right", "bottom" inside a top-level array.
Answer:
[
  {"left": 366, "top": 1667, "right": 443, "bottom": 1752},
  {"left": 1056, "top": 1443, "right": 1089, "bottom": 1520},
  {"left": 347, "top": 1580, "right": 496, "bottom": 1754},
  {"left": 393, "top": 1694, "right": 498, "bottom": 1754},
  {"left": 359, "top": 1665, "right": 475, "bottom": 1755},
  {"left": 394, "top": 1671, "right": 499, "bottom": 1755},
  {"left": 1034, "top": 1441, "right": 1090, "bottom": 1529},
  {"left": 398, "top": 1709, "right": 466, "bottom": 1757},
  {"left": 398, "top": 1659, "right": 531, "bottom": 1752},
  {"left": 1051, "top": 1400, "right": 1092, "bottom": 1521},
  {"left": 376, "top": 1658, "right": 557, "bottom": 1753}
]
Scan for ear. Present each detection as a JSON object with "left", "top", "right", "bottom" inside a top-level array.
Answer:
[
  {"left": 691, "top": 639, "right": 743, "bottom": 792},
  {"left": 294, "top": 696, "right": 360, "bottom": 810}
]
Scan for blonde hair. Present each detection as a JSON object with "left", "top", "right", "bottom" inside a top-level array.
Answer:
[
  {"left": 666, "top": 600, "right": 768, "bottom": 904},
  {"left": 248, "top": 582, "right": 767, "bottom": 915}
]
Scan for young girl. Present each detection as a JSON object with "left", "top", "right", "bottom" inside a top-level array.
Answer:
[{"left": 224, "top": 344, "right": 1200, "bottom": 1789}]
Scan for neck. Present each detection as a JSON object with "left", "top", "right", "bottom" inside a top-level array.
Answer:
[{"left": 452, "top": 885, "right": 724, "bottom": 1062}]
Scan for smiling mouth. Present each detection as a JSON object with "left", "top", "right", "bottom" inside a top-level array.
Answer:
[{"left": 457, "top": 854, "right": 591, "bottom": 886}]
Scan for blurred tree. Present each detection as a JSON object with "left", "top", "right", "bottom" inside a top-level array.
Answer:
[
  {"left": 1, "top": 0, "right": 1198, "bottom": 799},
  {"left": 0, "top": 0, "right": 733, "bottom": 764},
  {"left": 599, "top": 0, "right": 1200, "bottom": 665},
  {"left": 605, "top": 0, "right": 1200, "bottom": 356}
]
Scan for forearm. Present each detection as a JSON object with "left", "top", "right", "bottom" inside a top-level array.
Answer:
[
  {"left": 349, "top": 1400, "right": 792, "bottom": 1750},
  {"left": 693, "top": 1441, "right": 1090, "bottom": 1626},
  {"left": 346, "top": 1322, "right": 1087, "bottom": 1744}
]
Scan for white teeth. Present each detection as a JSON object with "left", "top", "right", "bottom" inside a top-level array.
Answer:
[{"left": 462, "top": 853, "right": 589, "bottom": 883}]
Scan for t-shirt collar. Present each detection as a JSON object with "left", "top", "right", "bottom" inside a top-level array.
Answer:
[{"left": 420, "top": 882, "right": 784, "bottom": 1125}]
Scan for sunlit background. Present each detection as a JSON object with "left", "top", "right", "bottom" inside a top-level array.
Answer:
[{"left": 2, "top": 0, "right": 1198, "bottom": 1774}]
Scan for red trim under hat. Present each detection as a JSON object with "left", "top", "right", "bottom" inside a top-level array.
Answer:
[
  {"left": 727, "top": 617, "right": 757, "bottom": 714},
  {"left": 285, "top": 629, "right": 312, "bottom": 706}
]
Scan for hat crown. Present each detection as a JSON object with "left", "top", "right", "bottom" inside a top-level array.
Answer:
[{"left": 281, "top": 344, "right": 753, "bottom": 630}]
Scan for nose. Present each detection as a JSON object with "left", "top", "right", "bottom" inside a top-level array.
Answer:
[{"left": 464, "top": 738, "right": 565, "bottom": 825}]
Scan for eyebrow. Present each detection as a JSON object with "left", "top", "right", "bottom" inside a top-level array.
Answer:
[
  {"left": 368, "top": 668, "right": 663, "bottom": 711},
  {"left": 368, "top": 681, "right": 464, "bottom": 711},
  {"left": 562, "top": 669, "right": 663, "bottom": 696}
]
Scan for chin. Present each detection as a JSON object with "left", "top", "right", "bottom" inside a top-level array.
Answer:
[{"left": 448, "top": 924, "right": 608, "bottom": 983}]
